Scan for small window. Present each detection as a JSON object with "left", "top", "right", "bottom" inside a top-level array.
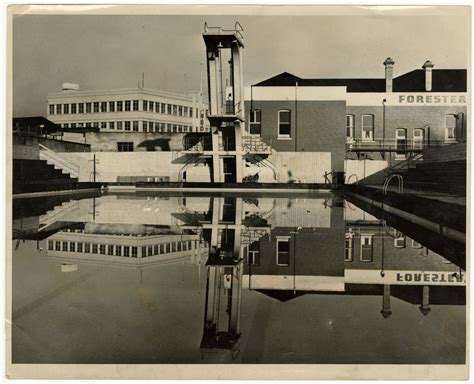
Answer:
[
  {"left": 109, "top": 121, "right": 115, "bottom": 130},
  {"left": 125, "top": 121, "right": 131, "bottom": 131},
  {"left": 93, "top": 122, "right": 99, "bottom": 129},
  {"left": 159, "top": 244, "right": 165, "bottom": 254},
  {"left": 394, "top": 231, "right": 406, "bottom": 248},
  {"left": 107, "top": 245, "right": 114, "bottom": 255},
  {"left": 445, "top": 114, "right": 457, "bottom": 142},
  {"left": 56, "top": 104, "right": 62, "bottom": 114},
  {"left": 123, "top": 246, "right": 130, "bottom": 257},
  {"left": 154, "top": 245, "right": 159, "bottom": 255},
  {"left": 55, "top": 241, "right": 61, "bottom": 251},
  {"left": 92, "top": 244, "right": 98, "bottom": 254},
  {"left": 117, "top": 142, "right": 133, "bottom": 152},
  {"left": 48, "top": 240, "right": 54, "bottom": 250},
  {"left": 77, "top": 242, "right": 83, "bottom": 252},
  {"left": 133, "top": 100, "right": 139, "bottom": 111},
  {"left": 360, "top": 235, "right": 373, "bottom": 262},
  {"left": 70, "top": 242, "right": 76, "bottom": 252},
  {"left": 178, "top": 106, "right": 183, "bottom": 116},
  {"left": 161, "top": 103, "right": 166, "bottom": 114},
  {"left": 148, "top": 245, "right": 153, "bottom": 256},
  {"left": 109, "top": 101, "right": 115, "bottom": 112},
  {"left": 101, "top": 122, "right": 106, "bottom": 129},
  {"left": 142, "top": 246, "right": 147, "bottom": 257},
  {"left": 362, "top": 114, "right": 374, "bottom": 141},
  {"left": 276, "top": 237, "right": 290, "bottom": 266},
  {"left": 411, "top": 240, "right": 423, "bottom": 249},
  {"left": 155, "top": 102, "right": 160, "bottom": 113},
  {"left": 249, "top": 109, "right": 261, "bottom": 135},
  {"left": 183, "top": 106, "right": 188, "bottom": 116},
  {"left": 143, "top": 100, "right": 148, "bottom": 112},
  {"left": 100, "top": 102, "right": 107, "bottom": 113},
  {"left": 62, "top": 241, "right": 68, "bottom": 251},
  {"left": 84, "top": 243, "right": 90, "bottom": 253},
  {"left": 78, "top": 103, "right": 84, "bottom": 114},
  {"left": 346, "top": 114, "right": 355, "bottom": 140},
  {"left": 99, "top": 244, "right": 106, "bottom": 254},
  {"left": 167, "top": 104, "right": 172, "bottom": 114},
  {"left": 173, "top": 105, "right": 177, "bottom": 115},
  {"left": 125, "top": 100, "right": 131, "bottom": 111},
  {"left": 278, "top": 110, "right": 291, "bottom": 138},
  {"left": 133, "top": 121, "right": 139, "bottom": 132},
  {"left": 117, "top": 121, "right": 123, "bottom": 130},
  {"left": 93, "top": 102, "right": 99, "bottom": 113},
  {"left": 70, "top": 104, "right": 76, "bottom": 114},
  {"left": 49, "top": 104, "right": 55, "bottom": 115},
  {"left": 86, "top": 103, "right": 92, "bottom": 113},
  {"left": 115, "top": 245, "right": 122, "bottom": 256},
  {"left": 131, "top": 247, "right": 138, "bottom": 258},
  {"left": 143, "top": 121, "right": 147, "bottom": 132},
  {"left": 117, "top": 101, "right": 123, "bottom": 112},
  {"left": 63, "top": 104, "right": 69, "bottom": 114}
]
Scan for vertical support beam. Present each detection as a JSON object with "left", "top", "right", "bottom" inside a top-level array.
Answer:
[
  {"left": 381, "top": 284, "right": 392, "bottom": 318},
  {"left": 208, "top": 55, "right": 219, "bottom": 116},
  {"left": 210, "top": 197, "right": 220, "bottom": 247}
]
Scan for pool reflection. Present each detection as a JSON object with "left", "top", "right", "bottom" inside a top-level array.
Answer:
[{"left": 12, "top": 193, "right": 466, "bottom": 364}]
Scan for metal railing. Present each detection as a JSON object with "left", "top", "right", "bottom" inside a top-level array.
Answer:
[
  {"left": 346, "top": 138, "right": 449, "bottom": 152},
  {"left": 383, "top": 174, "right": 404, "bottom": 194},
  {"left": 39, "top": 143, "right": 79, "bottom": 178},
  {"left": 203, "top": 21, "right": 244, "bottom": 41}
]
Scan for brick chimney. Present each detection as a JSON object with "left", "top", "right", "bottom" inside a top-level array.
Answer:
[
  {"left": 383, "top": 57, "right": 395, "bottom": 93},
  {"left": 422, "top": 60, "right": 434, "bottom": 92}
]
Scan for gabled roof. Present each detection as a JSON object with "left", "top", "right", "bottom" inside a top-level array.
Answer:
[{"left": 254, "top": 68, "right": 467, "bottom": 93}]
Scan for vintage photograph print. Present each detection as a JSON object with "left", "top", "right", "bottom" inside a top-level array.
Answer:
[{"left": 6, "top": 5, "right": 469, "bottom": 380}]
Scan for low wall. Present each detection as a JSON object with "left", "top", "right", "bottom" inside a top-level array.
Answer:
[
  {"left": 344, "top": 159, "right": 388, "bottom": 184},
  {"left": 423, "top": 142, "right": 466, "bottom": 164},
  {"left": 62, "top": 151, "right": 333, "bottom": 184}
]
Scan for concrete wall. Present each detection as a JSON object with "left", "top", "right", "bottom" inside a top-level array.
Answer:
[
  {"left": 63, "top": 151, "right": 331, "bottom": 184},
  {"left": 345, "top": 159, "right": 388, "bottom": 184},
  {"left": 244, "top": 100, "right": 346, "bottom": 172},
  {"left": 83, "top": 132, "right": 186, "bottom": 152}
]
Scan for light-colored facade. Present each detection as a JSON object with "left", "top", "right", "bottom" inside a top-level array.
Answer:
[{"left": 47, "top": 84, "right": 210, "bottom": 135}]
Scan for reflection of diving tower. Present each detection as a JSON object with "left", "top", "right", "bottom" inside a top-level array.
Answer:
[
  {"left": 200, "top": 197, "right": 244, "bottom": 359},
  {"left": 203, "top": 22, "right": 246, "bottom": 183}
]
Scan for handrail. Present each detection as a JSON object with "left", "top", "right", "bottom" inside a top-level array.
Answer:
[{"left": 383, "top": 174, "right": 404, "bottom": 194}]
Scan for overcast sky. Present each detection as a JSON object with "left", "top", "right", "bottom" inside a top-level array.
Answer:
[{"left": 12, "top": 12, "right": 469, "bottom": 117}]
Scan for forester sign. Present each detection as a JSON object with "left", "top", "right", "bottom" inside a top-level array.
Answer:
[
  {"left": 345, "top": 269, "right": 466, "bottom": 286},
  {"left": 398, "top": 94, "right": 467, "bottom": 105}
]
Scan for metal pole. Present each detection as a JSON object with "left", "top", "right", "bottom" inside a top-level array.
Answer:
[
  {"left": 382, "top": 99, "right": 386, "bottom": 160},
  {"left": 93, "top": 154, "right": 96, "bottom": 183}
]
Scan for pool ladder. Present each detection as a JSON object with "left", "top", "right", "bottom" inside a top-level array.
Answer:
[{"left": 382, "top": 174, "right": 404, "bottom": 194}]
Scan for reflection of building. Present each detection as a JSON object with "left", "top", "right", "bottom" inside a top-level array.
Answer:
[
  {"left": 46, "top": 226, "right": 207, "bottom": 270},
  {"left": 46, "top": 83, "right": 210, "bottom": 152}
]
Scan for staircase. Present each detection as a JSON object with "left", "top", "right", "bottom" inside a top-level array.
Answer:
[
  {"left": 39, "top": 200, "right": 81, "bottom": 229},
  {"left": 39, "top": 144, "right": 79, "bottom": 178}
]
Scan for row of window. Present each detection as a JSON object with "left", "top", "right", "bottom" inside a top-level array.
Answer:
[
  {"left": 59, "top": 121, "right": 200, "bottom": 133},
  {"left": 48, "top": 239, "right": 197, "bottom": 257},
  {"left": 49, "top": 100, "right": 197, "bottom": 117},
  {"left": 249, "top": 109, "right": 461, "bottom": 142},
  {"left": 344, "top": 234, "right": 423, "bottom": 262}
]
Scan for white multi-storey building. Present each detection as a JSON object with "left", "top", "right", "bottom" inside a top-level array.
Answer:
[{"left": 47, "top": 83, "right": 209, "bottom": 135}]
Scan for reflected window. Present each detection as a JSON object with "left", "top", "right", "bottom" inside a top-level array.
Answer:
[
  {"left": 276, "top": 237, "right": 290, "bottom": 266},
  {"left": 394, "top": 231, "right": 406, "bottom": 248},
  {"left": 360, "top": 235, "right": 373, "bottom": 262},
  {"left": 345, "top": 234, "right": 354, "bottom": 262}
]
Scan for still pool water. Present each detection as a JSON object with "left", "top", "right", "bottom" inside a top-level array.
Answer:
[{"left": 11, "top": 192, "right": 466, "bottom": 364}]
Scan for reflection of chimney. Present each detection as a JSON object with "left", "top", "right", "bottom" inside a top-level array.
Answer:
[
  {"left": 422, "top": 60, "right": 434, "bottom": 92},
  {"left": 380, "top": 284, "right": 392, "bottom": 318},
  {"left": 419, "top": 285, "right": 431, "bottom": 316},
  {"left": 383, "top": 57, "right": 395, "bottom": 93}
]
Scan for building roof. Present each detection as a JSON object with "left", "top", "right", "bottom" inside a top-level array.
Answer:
[
  {"left": 13, "top": 116, "right": 99, "bottom": 134},
  {"left": 253, "top": 69, "right": 467, "bottom": 93}
]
